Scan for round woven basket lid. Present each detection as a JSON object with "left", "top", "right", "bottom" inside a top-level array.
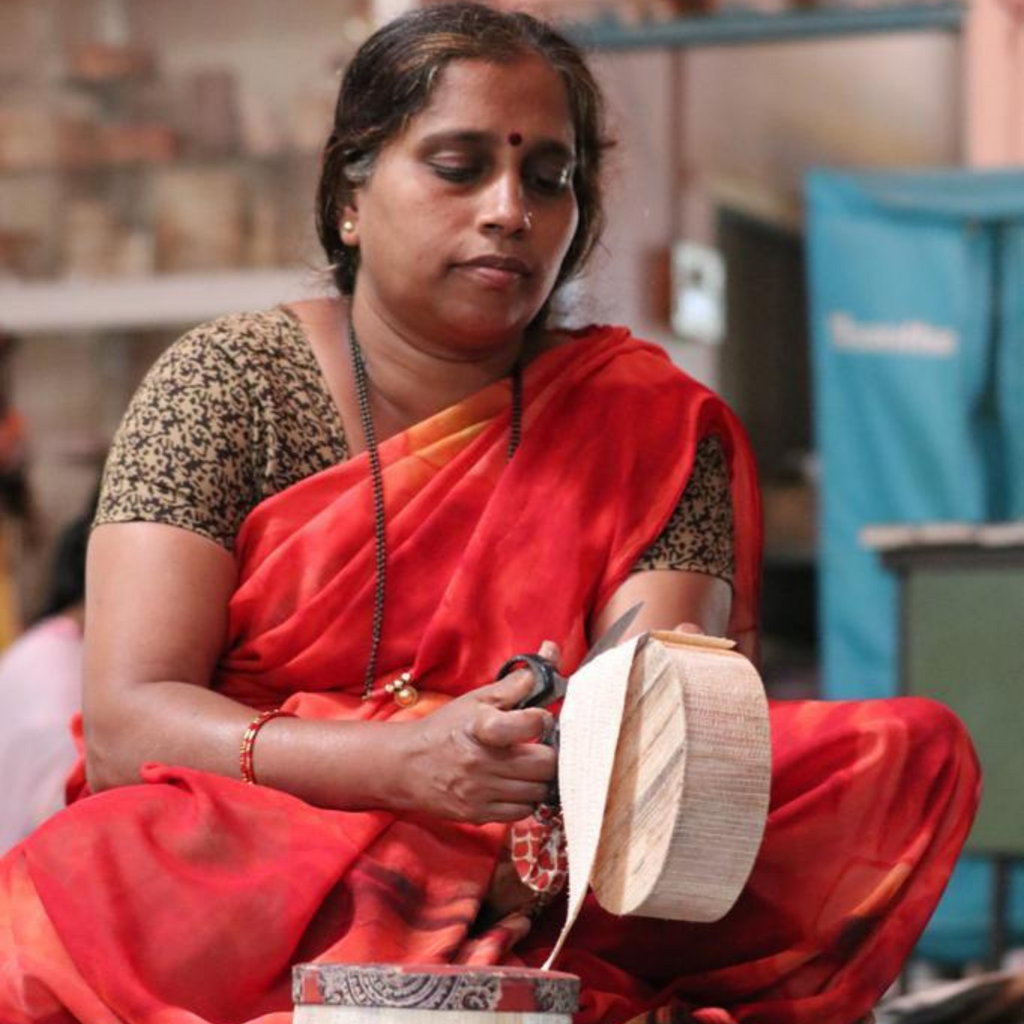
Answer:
[
  {"left": 542, "top": 630, "right": 771, "bottom": 968},
  {"left": 293, "top": 964, "right": 580, "bottom": 1015},
  {"left": 590, "top": 632, "right": 771, "bottom": 921}
]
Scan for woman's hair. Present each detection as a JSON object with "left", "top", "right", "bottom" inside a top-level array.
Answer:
[{"left": 316, "top": 1, "right": 612, "bottom": 302}]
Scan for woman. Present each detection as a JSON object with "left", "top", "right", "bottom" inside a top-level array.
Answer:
[
  {"left": 0, "top": 5, "right": 978, "bottom": 1024},
  {"left": 0, "top": 501, "right": 92, "bottom": 851}
]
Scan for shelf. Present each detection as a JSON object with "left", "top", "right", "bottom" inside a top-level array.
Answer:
[
  {"left": 0, "top": 268, "right": 326, "bottom": 335},
  {"left": 862, "top": 520, "right": 1024, "bottom": 553},
  {"left": 0, "top": 148, "right": 319, "bottom": 180},
  {"left": 567, "top": 2, "right": 964, "bottom": 50}
]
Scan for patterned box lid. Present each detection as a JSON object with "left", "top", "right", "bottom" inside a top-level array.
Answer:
[{"left": 293, "top": 963, "right": 580, "bottom": 1015}]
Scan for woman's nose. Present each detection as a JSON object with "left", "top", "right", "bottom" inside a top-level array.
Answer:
[{"left": 479, "top": 174, "right": 530, "bottom": 236}]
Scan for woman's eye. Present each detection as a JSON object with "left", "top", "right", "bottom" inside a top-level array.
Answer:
[
  {"left": 430, "top": 162, "right": 482, "bottom": 184},
  {"left": 528, "top": 165, "right": 573, "bottom": 197}
]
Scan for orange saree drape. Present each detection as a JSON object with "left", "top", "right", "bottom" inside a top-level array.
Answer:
[{"left": 0, "top": 327, "right": 978, "bottom": 1024}]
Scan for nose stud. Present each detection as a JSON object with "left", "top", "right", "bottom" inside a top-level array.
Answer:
[{"left": 523, "top": 210, "right": 533, "bottom": 231}]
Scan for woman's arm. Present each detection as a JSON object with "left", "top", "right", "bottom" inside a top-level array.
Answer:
[
  {"left": 84, "top": 521, "right": 555, "bottom": 822},
  {"left": 592, "top": 567, "right": 732, "bottom": 645}
]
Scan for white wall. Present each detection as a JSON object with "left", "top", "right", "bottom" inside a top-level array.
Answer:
[
  {"left": 687, "top": 34, "right": 960, "bottom": 212},
  {"left": 582, "top": 33, "right": 962, "bottom": 388}
]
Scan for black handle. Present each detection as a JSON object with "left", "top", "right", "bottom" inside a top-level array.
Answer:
[
  {"left": 496, "top": 653, "right": 564, "bottom": 709},
  {"left": 496, "top": 653, "right": 562, "bottom": 806}
]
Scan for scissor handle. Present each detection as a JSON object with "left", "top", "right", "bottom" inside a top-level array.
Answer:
[
  {"left": 493, "top": 651, "right": 561, "bottom": 811},
  {"left": 496, "top": 653, "right": 562, "bottom": 807},
  {"left": 496, "top": 653, "right": 563, "bottom": 709}
]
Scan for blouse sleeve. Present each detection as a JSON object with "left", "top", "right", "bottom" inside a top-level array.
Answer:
[
  {"left": 632, "top": 434, "right": 735, "bottom": 585},
  {"left": 93, "top": 321, "right": 261, "bottom": 551}
]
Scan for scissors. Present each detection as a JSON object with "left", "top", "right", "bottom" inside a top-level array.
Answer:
[
  {"left": 496, "top": 601, "right": 644, "bottom": 710},
  {"left": 494, "top": 602, "right": 643, "bottom": 807}
]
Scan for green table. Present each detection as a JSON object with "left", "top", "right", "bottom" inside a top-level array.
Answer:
[{"left": 874, "top": 530, "right": 1024, "bottom": 967}]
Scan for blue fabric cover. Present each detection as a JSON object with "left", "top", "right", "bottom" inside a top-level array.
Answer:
[{"left": 805, "top": 168, "right": 1024, "bottom": 962}]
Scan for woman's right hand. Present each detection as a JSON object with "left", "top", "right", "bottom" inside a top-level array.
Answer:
[{"left": 392, "top": 642, "right": 559, "bottom": 824}]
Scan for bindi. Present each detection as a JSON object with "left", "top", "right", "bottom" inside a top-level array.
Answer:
[{"left": 507, "top": 132, "right": 523, "bottom": 147}]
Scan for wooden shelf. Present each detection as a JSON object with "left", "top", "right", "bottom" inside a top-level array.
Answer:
[
  {"left": 0, "top": 148, "right": 319, "bottom": 180},
  {"left": 567, "top": 2, "right": 964, "bottom": 50},
  {"left": 0, "top": 268, "right": 326, "bottom": 335}
]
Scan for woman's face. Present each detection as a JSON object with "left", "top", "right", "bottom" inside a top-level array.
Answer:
[{"left": 344, "top": 55, "right": 580, "bottom": 354}]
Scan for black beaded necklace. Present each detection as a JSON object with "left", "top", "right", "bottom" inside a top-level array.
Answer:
[{"left": 347, "top": 318, "right": 524, "bottom": 703}]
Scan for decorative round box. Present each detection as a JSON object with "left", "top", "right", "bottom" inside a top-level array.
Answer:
[{"left": 293, "top": 963, "right": 579, "bottom": 1023}]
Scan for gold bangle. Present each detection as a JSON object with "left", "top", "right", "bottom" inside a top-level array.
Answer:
[{"left": 239, "top": 708, "right": 295, "bottom": 786}]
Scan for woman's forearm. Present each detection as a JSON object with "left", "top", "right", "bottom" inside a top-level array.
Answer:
[
  {"left": 84, "top": 671, "right": 554, "bottom": 822},
  {"left": 83, "top": 524, "right": 409, "bottom": 811},
  {"left": 84, "top": 678, "right": 408, "bottom": 811}
]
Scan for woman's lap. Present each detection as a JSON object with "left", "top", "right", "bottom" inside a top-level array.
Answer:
[
  {"left": 0, "top": 697, "right": 979, "bottom": 1024},
  {"left": 518, "top": 697, "right": 980, "bottom": 1024}
]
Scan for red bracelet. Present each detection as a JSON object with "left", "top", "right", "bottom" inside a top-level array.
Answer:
[{"left": 239, "top": 708, "right": 296, "bottom": 785}]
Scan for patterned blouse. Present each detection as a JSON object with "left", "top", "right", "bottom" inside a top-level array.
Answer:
[{"left": 95, "top": 309, "right": 734, "bottom": 584}]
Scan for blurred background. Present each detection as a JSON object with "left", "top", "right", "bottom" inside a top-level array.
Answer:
[
  {"left": 1, "top": 0, "right": 1022, "bottom": 993},
  {"left": 0, "top": 0, "right": 974, "bottom": 649}
]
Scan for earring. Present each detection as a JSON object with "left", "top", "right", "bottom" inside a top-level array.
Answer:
[{"left": 342, "top": 219, "right": 355, "bottom": 233}]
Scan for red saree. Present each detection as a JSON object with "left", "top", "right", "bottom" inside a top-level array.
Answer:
[{"left": 0, "top": 326, "right": 978, "bottom": 1024}]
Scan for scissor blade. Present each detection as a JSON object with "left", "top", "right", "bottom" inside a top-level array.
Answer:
[{"left": 578, "top": 601, "right": 644, "bottom": 670}]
